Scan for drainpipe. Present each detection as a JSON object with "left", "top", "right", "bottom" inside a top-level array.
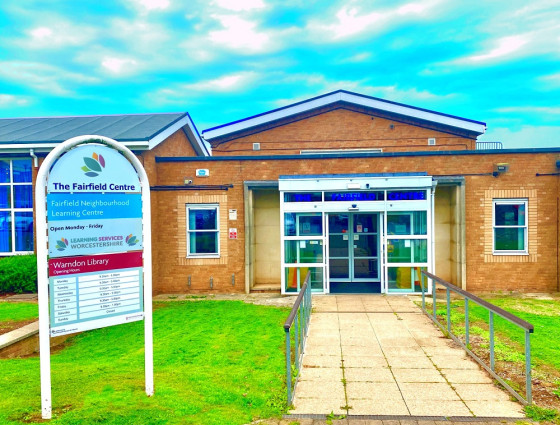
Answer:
[{"left": 30, "top": 149, "right": 38, "bottom": 168}]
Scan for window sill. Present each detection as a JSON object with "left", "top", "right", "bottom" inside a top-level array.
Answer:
[
  {"left": 186, "top": 255, "right": 220, "bottom": 259},
  {"left": 492, "top": 251, "right": 529, "bottom": 256}
]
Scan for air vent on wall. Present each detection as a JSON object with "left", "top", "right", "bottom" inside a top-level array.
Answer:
[
  {"left": 253, "top": 142, "right": 261, "bottom": 151},
  {"left": 428, "top": 138, "right": 436, "bottom": 146}
]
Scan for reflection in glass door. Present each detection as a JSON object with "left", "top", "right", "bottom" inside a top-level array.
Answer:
[{"left": 328, "top": 213, "right": 380, "bottom": 293}]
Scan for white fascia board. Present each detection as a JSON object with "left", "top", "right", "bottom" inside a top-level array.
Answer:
[
  {"left": 204, "top": 91, "right": 486, "bottom": 140},
  {"left": 148, "top": 115, "right": 210, "bottom": 156},
  {"left": 279, "top": 175, "right": 433, "bottom": 192}
]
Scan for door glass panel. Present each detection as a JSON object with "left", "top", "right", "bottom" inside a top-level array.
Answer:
[
  {"left": 354, "top": 215, "right": 376, "bottom": 233},
  {"left": 329, "top": 259, "right": 349, "bottom": 279},
  {"left": 328, "top": 214, "right": 349, "bottom": 233},
  {"left": 387, "top": 266, "right": 426, "bottom": 293},
  {"left": 354, "top": 235, "right": 377, "bottom": 257},
  {"left": 329, "top": 234, "right": 348, "bottom": 257},
  {"left": 387, "top": 239, "right": 427, "bottom": 263},
  {"left": 354, "top": 259, "right": 378, "bottom": 279},
  {"left": 285, "top": 240, "right": 323, "bottom": 263}
]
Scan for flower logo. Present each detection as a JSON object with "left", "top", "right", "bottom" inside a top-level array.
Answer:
[
  {"left": 55, "top": 238, "right": 69, "bottom": 251},
  {"left": 126, "top": 234, "right": 139, "bottom": 246},
  {"left": 82, "top": 152, "right": 105, "bottom": 177}
]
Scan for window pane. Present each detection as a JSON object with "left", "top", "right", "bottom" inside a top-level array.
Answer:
[
  {"left": 388, "top": 266, "right": 426, "bottom": 293},
  {"left": 387, "top": 213, "right": 410, "bottom": 235},
  {"left": 0, "top": 211, "right": 11, "bottom": 252},
  {"left": 14, "top": 185, "right": 32, "bottom": 208},
  {"left": 189, "top": 231, "right": 218, "bottom": 254},
  {"left": 354, "top": 214, "right": 377, "bottom": 233},
  {"left": 354, "top": 235, "right": 377, "bottom": 257},
  {"left": 285, "top": 267, "right": 323, "bottom": 292},
  {"left": 0, "top": 186, "right": 10, "bottom": 208},
  {"left": 387, "top": 212, "right": 427, "bottom": 235},
  {"left": 329, "top": 234, "right": 348, "bottom": 257},
  {"left": 15, "top": 212, "right": 33, "bottom": 251},
  {"left": 495, "top": 203, "right": 525, "bottom": 226},
  {"left": 12, "top": 160, "right": 32, "bottom": 183},
  {"left": 283, "top": 192, "right": 321, "bottom": 202},
  {"left": 495, "top": 228, "right": 525, "bottom": 251},
  {"left": 284, "top": 240, "right": 323, "bottom": 263},
  {"left": 0, "top": 160, "right": 9, "bottom": 183},
  {"left": 284, "top": 213, "right": 322, "bottom": 236},
  {"left": 387, "top": 239, "right": 427, "bottom": 263},
  {"left": 189, "top": 209, "right": 217, "bottom": 230},
  {"left": 328, "top": 214, "right": 349, "bottom": 233}
]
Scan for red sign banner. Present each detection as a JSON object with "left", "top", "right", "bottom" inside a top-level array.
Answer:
[{"left": 48, "top": 251, "right": 143, "bottom": 276}]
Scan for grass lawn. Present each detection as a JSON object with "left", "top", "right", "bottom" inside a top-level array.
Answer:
[
  {"left": 0, "top": 300, "right": 289, "bottom": 425},
  {"left": 0, "top": 302, "right": 39, "bottom": 334},
  {"left": 429, "top": 294, "right": 560, "bottom": 415}
]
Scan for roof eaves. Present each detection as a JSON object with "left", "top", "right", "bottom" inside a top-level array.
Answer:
[{"left": 148, "top": 113, "right": 210, "bottom": 156}]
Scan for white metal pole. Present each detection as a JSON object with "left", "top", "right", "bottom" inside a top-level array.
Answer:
[{"left": 36, "top": 156, "right": 52, "bottom": 420}]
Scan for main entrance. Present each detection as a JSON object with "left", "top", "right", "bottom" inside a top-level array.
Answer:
[
  {"left": 328, "top": 213, "right": 381, "bottom": 293},
  {"left": 279, "top": 173, "right": 435, "bottom": 295}
]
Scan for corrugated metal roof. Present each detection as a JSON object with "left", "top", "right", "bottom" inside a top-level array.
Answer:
[{"left": 0, "top": 113, "right": 187, "bottom": 144}]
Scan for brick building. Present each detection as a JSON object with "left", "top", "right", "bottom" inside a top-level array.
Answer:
[{"left": 2, "top": 90, "right": 559, "bottom": 295}]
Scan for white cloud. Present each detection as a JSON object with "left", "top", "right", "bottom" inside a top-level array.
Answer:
[
  {"left": 479, "top": 125, "right": 560, "bottom": 149},
  {"left": 101, "top": 57, "right": 139, "bottom": 74},
  {"left": 0, "top": 94, "right": 30, "bottom": 107},
  {"left": 495, "top": 106, "right": 560, "bottom": 115},
  {"left": 212, "top": 0, "right": 265, "bottom": 12},
  {"left": 183, "top": 72, "right": 257, "bottom": 92},
  {"left": 307, "top": 0, "right": 442, "bottom": 41},
  {"left": 209, "top": 15, "right": 270, "bottom": 52},
  {"left": 0, "top": 61, "right": 98, "bottom": 96},
  {"left": 126, "top": 0, "right": 170, "bottom": 12},
  {"left": 22, "top": 21, "right": 98, "bottom": 49},
  {"left": 467, "top": 35, "right": 530, "bottom": 62}
]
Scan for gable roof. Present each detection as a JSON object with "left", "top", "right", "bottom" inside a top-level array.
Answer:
[
  {"left": 202, "top": 89, "right": 487, "bottom": 142},
  {"left": 0, "top": 112, "right": 210, "bottom": 156}
]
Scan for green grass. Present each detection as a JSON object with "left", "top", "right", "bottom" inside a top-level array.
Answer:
[
  {"left": 0, "top": 300, "right": 289, "bottom": 425},
  {"left": 0, "top": 302, "right": 38, "bottom": 323}
]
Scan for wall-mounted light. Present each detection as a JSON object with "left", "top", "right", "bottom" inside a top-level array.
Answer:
[
  {"left": 493, "top": 163, "right": 509, "bottom": 177},
  {"left": 184, "top": 177, "right": 193, "bottom": 185},
  {"left": 389, "top": 124, "right": 395, "bottom": 130}
]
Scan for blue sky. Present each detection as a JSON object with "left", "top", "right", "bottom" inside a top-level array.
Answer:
[{"left": 0, "top": 0, "right": 559, "bottom": 148}]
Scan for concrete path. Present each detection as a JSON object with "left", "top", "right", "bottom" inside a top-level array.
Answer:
[{"left": 289, "top": 295, "right": 525, "bottom": 419}]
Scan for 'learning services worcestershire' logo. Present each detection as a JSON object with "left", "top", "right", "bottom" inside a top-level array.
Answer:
[
  {"left": 82, "top": 152, "right": 105, "bottom": 177},
  {"left": 55, "top": 238, "right": 69, "bottom": 251},
  {"left": 126, "top": 234, "right": 139, "bottom": 246}
]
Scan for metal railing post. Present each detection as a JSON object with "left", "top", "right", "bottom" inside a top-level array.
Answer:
[
  {"left": 421, "top": 273, "right": 426, "bottom": 311},
  {"left": 525, "top": 330, "right": 532, "bottom": 404},
  {"left": 294, "top": 309, "right": 299, "bottom": 370},
  {"left": 446, "top": 288, "right": 451, "bottom": 333},
  {"left": 465, "top": 298, "right": 470, "bottom": 346},
  {"left": 432, "top": 280, "right": 437, "bottom": 319},
  {"left": 285, "top": 329, "right": 291, "bottom": 405},
  {"left": 489, "top": 311, "right": 495, "bottom": 371}
]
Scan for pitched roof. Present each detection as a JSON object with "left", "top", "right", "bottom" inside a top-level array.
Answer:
[
  {"left": 202, "top": 89, "right": 487, "bottom": 142},
  {"left": 0, "top": 112, "right": 209, "bottom": 156}
]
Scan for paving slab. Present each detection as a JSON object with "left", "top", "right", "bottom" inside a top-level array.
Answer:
[{"left": 289, "top": 295, "right": 525, "bottom": 419}]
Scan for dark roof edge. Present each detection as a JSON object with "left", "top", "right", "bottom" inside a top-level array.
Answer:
[{"left": 155, "top": 147, "right": 560, "bottom": 163}]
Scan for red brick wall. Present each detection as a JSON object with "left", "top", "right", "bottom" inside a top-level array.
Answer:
[
  {"left": 211, "top": 109, "right": 476, "bottom": 155},
  {"left": 152, "top": 152, "right": 560, "bottom": 294}
]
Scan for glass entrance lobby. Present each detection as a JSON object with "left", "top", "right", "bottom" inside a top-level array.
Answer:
[{"left": 279, "top": 173, "right": 435, "bottom": 295}]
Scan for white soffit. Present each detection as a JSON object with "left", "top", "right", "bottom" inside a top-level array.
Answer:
[{"left": 203, "top": 91, "right": 487, "bottom": 140}]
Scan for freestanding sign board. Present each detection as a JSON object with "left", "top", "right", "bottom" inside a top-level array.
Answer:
[{"left": 36, "top": 136, "right": 153, "bottom": 419}]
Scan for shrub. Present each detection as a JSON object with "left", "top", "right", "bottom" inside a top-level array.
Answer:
[{"left": 0, "top": 254, "right": 38, "bottom": 293}]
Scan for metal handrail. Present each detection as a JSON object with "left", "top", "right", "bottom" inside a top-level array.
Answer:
[
  {"left": 420, "top": 271, "right": 533, "bottom": 405},
  {"left": 284, "top": 272, "right": 312, "bottom": 405}
]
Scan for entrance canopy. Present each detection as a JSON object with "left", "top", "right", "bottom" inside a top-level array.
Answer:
[{"left": 279, "top": 173, "right": 436, "bottom": 295}]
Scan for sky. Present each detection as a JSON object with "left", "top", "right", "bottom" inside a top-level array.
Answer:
[{"left": 0, "top": 0, "right": 559, "bottom": 148}]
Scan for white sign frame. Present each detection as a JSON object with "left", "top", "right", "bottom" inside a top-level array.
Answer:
[{"left": 36, "top": 135, "right": 154, "bottom": 419}]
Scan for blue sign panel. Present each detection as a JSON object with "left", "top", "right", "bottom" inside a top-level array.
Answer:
[
  {"left": 387, "top": 190, "right": 426, "bottom": 201},
  {"left": 326, "top": 191, "right": 384, "bottom": 202},
  {"left": 47, "top": 193, "right": 142, "bottom": 221}
]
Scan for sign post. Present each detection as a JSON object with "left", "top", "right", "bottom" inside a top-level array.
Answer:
[{"left": 36, "top": 135, "right": 153, "bottom": 419}]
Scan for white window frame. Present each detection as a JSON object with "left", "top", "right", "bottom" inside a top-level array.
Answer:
[
  {"left": 186, "top": 204, "right": 220, "bottom": 258},
  {"left": 493, "top": 199, "right": 528, "bottom": 255},
  {"left": 0, "top": 158, "right": 34, "bottom": 256}
]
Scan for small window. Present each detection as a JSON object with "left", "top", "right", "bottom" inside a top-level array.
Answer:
[
  {"left": 186, "top": 204, "right": 219, "bottom": 257},
  {"left": 493, "top": 200, "right": 527, "bottom": 254}
]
